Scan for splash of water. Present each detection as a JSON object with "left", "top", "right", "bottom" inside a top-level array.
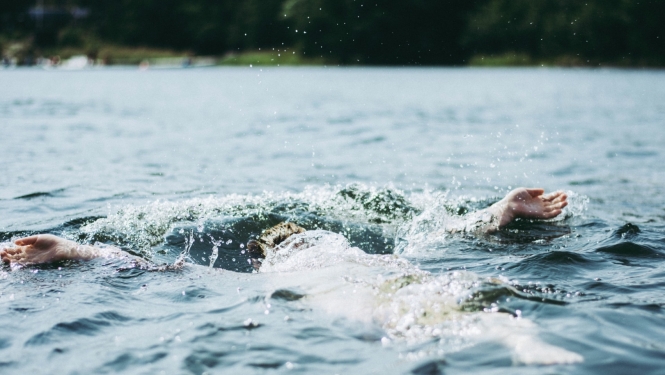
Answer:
[{"left": 258, "top": 230, "right": 583, "bottom": 365}]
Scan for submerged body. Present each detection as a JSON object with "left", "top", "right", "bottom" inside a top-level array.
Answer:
[
  {"left": 1, "top": 187, "right": 567, "bottom": 266},
  {"left": 0, "top": 187, "right": 578, "bottom": 365}
]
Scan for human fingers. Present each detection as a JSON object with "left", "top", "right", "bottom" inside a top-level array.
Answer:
[
  {"left": 542, "top": 191, "right": 565, "bottom": 202},
  {"left": 1, "top": 248, "right": 21, "bottom": 256},
  {"left": 559, "top": 199, "right": 568, "bottom": 209},
  {"left": 549, "top": 193, "right": 567, "bottom": 205},
  {"left": 542, "top": 209, "right": 562, "bottom": 219},
  {"left": 15, "top": 235, "right": 39, "bottom": 246},
  {"left": 544, "top": 199, "right": 567, "bottom": 211},
  {"left": 2, "top": 252, "right": 22, "bottom": 264}
]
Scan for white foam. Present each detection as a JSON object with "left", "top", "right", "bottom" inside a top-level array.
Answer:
[
  {"left": 79, "top": 184, "right": 414, "bottom": 255},
  {"left": 258, "top": 230, "right": 583, "bottom": 365}
]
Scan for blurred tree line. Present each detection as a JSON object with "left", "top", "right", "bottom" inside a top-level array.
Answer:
[{"left": 1, "top": 0, "right": 664, "bottom": 65}]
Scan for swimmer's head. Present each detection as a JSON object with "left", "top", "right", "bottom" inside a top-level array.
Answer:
[{"left": 246, "top": 222, "right": 307, "bottom": 259}]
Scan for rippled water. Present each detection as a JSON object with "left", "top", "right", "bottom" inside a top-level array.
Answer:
[{"left": 1, "top": 67, "right": 665, "bottom": 374}]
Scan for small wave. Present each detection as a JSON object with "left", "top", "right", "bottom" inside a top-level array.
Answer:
[
  {"left": 13, "top": 188, "right": 66, "bottom": 200},
  {"left": 102, "top": 352, "right": 169, "bottom": 372},
  {"left": 596, "top": 242, "right": 660, "bottom": 258},
  {"left": 25, "top": 311, "right": 130, "bottom": 346},
  {"left": 612, "top": 223, "right": 641, "bottom": 239},
  {"left": 79, "top": 184, "right": 415, "bottom": 257},
  {"left": 505, "top": 251, "right": 599, "bottom": 279}
]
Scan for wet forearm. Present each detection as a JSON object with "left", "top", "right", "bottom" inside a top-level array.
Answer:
[{"left": 62, "top": 241, "right": 126, "bottom": 261}]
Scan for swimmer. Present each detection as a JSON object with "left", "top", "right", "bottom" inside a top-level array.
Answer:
[
  {"left": 0, "top": 188, "right": 581, "bottom": 365},
  {"left": 1, "top": 187, "right": 566, "bottom": 266}
]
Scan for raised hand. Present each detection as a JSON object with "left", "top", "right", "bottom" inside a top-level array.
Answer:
[{"left": 496, "top": 188, "right": 568, "bottom": 228}]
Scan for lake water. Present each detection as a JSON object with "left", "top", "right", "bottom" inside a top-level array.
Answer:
[{"left": 1, "top": 67, "right": 664, "bottom": 374}]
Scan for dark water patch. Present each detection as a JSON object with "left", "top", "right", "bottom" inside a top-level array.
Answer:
[
  {"left": 113, "top": 268, "right": 147, "bottom": 279},
  {"left": 25, "top": 317, "right": 113, "bottom": 346},
  {"left": 49, "top": 347, "right": 68, "bottom": 358},
  {"left": 269, "top": 289, "right": 306, "bottom": 301},
  {"left": 197, "top": 319, "right": 263, "bottom": 335},
  {"left": 145, "top": 312, "right": 185, "bottom": 324},
  {"left": 293, "top": 326, "right": 344, "bottom": 343},
  {"left": 529, "top": 251, "right": 594, "bottom": 264},
  {"left": 596, "top": 242, "right": 660, "bottom": 258},
  {"left": 607, "top": 150, "right": 659, "bottom": 158},
  {"left": 0, "top": 230, "right": 33, "bottom": 242},
  {"left": 461, "top": 283, "right": 568, "bottom": 312},
  {"left": 493, "top": 221, "right": 571, "bottom": 244},
  {"left": 158, "top": 286, "right": 219, "bottom": 303},
  {"left": 0, "top": 361, "right": 16, "bottom": 369},
  {"left": 247, "top": 360, "right": 283, "bottom": 369},
  {"left": 100, "top": 274, "right": 150, "bottom": 293},
  {"left": 303, "top": 355, "right": 361, "bottom": 366},
  {"left": 183, "top": 350, "right": 232, "bottom": 374},
  {"left": 410, "top": 359, "right": 447, "bottom": 375},
  {"left": 95, "top": 311, "right": 133, "bottom": 323},
  {"left": 505, "top": 251, "right": 600, "bottom": 278},
  {"left": 28, "top": 259, "right": 86, "bottom": 271},
  {"left": 329, "top": 319, "right": 386, "bottom": 343},
  {"left": 579, "top": 281, "right": 635, "bottom": 294},
  {"left": 102, "top": 352, "right": 169, "bottom": 372},
  {"left": 605, "top": 302, "right": 663, "bottom": 313},
  {"left": 0, "top": 337, "right": 11, "bottom": 350},
  {"left": 169, "top": 215, "right": 287, "bottom": 272},
  {"left": 13, "top": 188, "right": 66, "bottom": 200},
  {"left": 329, "top": 116, "right": 356, "bottom": 125},
  {"left": 590, "top": 361, "right": 665, "bottom": 375},
  {"left": 570, "top": 178, "right": 602, "bottom": 186},
  {"left": 356, "top": 136, "right": 387, "bottom": 145},
  {"left": 10, "top": 306, "right": 43, "bottom": 314},
  {"left": 206, "top": 300, "right": 248, "bottom": 315},
  {"left": 612, "top": 223, "right": 641, "bottom": 239},
  {"left": 351, "top": 330, "right": 384, "bottom": 343}
]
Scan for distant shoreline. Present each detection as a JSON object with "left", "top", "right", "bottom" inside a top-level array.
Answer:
[{"left": 3, "top": 45, "right": 663, "bottom": 70}]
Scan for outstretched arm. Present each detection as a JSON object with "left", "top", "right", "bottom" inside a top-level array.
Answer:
[
  {"left": 451, "top": 188, "right": 568, "bottom": 233},
  {"left": 1, "top": 234, "right": 126, "bottom": 266}
]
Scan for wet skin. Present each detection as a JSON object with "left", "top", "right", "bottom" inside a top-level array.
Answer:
[{"left": 1, "top": 187, "right": 567, "bottom": 267}]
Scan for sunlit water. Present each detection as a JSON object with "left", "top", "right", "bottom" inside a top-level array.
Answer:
[{"left": 1, "top": 67, "right": 664, "bottom": 374}]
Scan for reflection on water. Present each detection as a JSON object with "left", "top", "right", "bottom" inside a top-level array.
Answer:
[{"left": 1, "top": 68, "right": 665, "bottom": 374}]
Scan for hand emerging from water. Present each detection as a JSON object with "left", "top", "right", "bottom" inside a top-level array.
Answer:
[
  {"left": 1, "top": 234, "right": 81, "bottom": 266},
  {"left": 493, "top": 188, "right": 568, "bottom": 228}
]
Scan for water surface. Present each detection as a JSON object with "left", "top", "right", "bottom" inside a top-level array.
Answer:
[{"left": 1, "top": 67, "right": 665, "bottom": 374}]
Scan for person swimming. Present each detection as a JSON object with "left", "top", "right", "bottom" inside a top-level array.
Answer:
[
  {"left": 1, "top": 187, "right": 567, "bottom": 266},
  {"left": 0, "top": 187, "right": 583, "bottom": 365}
]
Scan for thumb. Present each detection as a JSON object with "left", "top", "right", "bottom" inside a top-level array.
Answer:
[{"left": 15, "top": 235, "right": 40, "bottom": 246}]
